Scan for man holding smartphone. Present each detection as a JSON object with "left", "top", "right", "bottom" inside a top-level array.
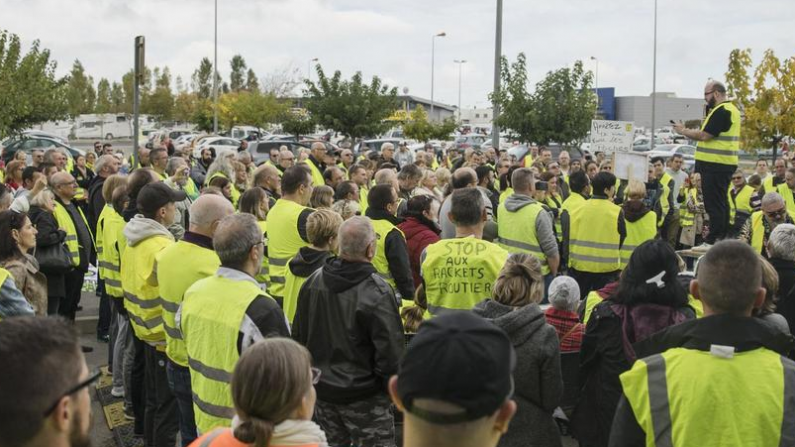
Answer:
[{"left": 673, "top": 80, "right": 741, "bottom": 248}]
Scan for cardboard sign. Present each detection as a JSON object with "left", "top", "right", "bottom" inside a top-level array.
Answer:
[
  {"left": 591, "top": 120, "right": 635, "bottom": 153},
  {"left": 614, "top": 151, "right": 649, "bottom": 182}
]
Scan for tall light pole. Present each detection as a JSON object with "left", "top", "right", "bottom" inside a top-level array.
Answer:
[
  {"left": 590, "top": 56, "right": 599, "bottom": 118},
  {"left": 650, "top": 0, "right": 658, "bottom": 151},
  {"left": 212, "top": 0, "right": 218, "bottom": 134},
  {"left": 307, "top": 57, "right": 318, "bottom": 83},
  {"left": 454, "top": 60, "right": 467, "bottom": 121},
  {"left": 492, "top": 0, "right": 503, "bottom": 150},
  {"left": 430, "top": 32, "right": 446, "bottom": 121}
]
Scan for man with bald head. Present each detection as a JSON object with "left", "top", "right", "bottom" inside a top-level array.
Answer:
[
  {"left": 253, "top": 164, "right": 282, "bottom": 208},
  {"left": 439, "top": 167, "right": 496, "bottom": 239},
  {"left": 293, "top": 216, "right": 403, "bottom": 447},
  {"left": 674, "top": 80, "right": 741, "bottom": 247},
  {"left": 277, "top": 147, "right": 295, "bottom": 175},
  {"left": 156, "top": 194, "right": 236, "bottom": 445},
  {"left": 51, "top": 171, "right": 93, "bottom": 320},
  {"left": 304, "top": 141, "right": 329, "bottom": 188}
]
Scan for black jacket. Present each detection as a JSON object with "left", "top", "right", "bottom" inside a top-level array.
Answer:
[
  {"left": 771, "top": 256, "right": 795, "bottom": 343},
  {"left": 287, "top": 247, "right": 331, "bottom": 279},
  {"left": 29, "top": 205, "right": 67, "bottom": 298},
  {"left": 610, "top": 315, "right": 795, "bottom": 447},
  {"left": 365, "top": 208, "right": 415, "bottom": 299},
  {"left": 86, "top": 174, "right": 107, "bottom": 236},
  {"left": 292, "top": 257, "right": 404, "bottom": 404}
]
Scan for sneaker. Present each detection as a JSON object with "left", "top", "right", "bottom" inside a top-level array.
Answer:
[
  {"left": 124, "top": 408, "right": 135, "bottom": 421},
  {"left": 97, "top": 334, "right": 110, "bottom": 343},
  {"left": 111, "top": 387, "right": 125, "bottom": 398}
]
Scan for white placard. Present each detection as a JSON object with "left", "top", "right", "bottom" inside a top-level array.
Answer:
[
  {"left": 614, "top": 152, "right": 649, "bottom": 182},
  {"left": 591, "top": 120, "right": 635, "bottom": 153}
]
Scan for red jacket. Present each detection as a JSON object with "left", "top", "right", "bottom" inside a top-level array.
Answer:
[{"left": 397, "top": 216, "right": 441, "bottom": 288}]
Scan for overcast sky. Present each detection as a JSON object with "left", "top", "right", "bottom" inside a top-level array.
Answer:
[{"left": 3, "top": 0, "right": 793, "bottom": 110}]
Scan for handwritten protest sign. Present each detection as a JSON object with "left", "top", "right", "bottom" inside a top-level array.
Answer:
[{"left": 591, "top": 120, "right": 635, "bottom": 153}]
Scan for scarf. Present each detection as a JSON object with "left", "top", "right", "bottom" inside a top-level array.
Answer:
[{"left": 231, "top": 415, "right": 329, "bottom": 447}]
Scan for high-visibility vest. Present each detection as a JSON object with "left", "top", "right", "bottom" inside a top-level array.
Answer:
[
  {"left": 207, "top": 172, "right": 240, "bottom": 207},
  {"left": 582, "top": 291, "right": 604, "bottom": 325},
  {"left": 695, "top": 101, "right": 741, "bottom": 166},
  {"left": 255, "top": 221, "right": 270, "bottom": 289},
  {"left": 156, "top": 240, "right": 220, "bottom": 367},
  {"left": 267, "top": 199, "right": 311, "bottom": 298},
  {"left": 499, "top": 187, "right": 514, "bottom": 204},
  {"left": 121, "top": 232, "right": 173, "bottom": 344},
  {"left": 182, "top": 274, "right": 265, "bottom": 434},
  {"left": 619, "top": 347, "right": 795, "bottom": 447},
  {"left": 657, "top": 181, "right": 671, "bottom": 228},
  {"left": 183, "top": 177, "right": 200, "bottom": 201},
  {"left": 282, "top": 251, "right": 328, "bottom": 325},
  {"left": 561, "top": 192, "right": 587, "bottom": 218},
  {"left": 303, "top": 158, "right": 325, "bottom": 188},
  {"left": 569, "top": 198, "right": 622, "bottom": 273},
  {"left": 763, "top": 175, "right": 782, "bottom": 194},
  {"left": 750, "top": 211, "right": 766, "bottom": 254},
  {"left": 421, "top": 236, "right": 508, "bottom": 317},
  {"left": 776, "top": 183, "right": 795, "bottom": 215},
  {"left": 52, "top": 201, "right": 92, "bottom": 267},
  {"left": 496, "top": 199, "right": 550, "bottom": 275},
  {"left": 371, "top": 218, "right": 405, "bottom": 291},
  {"left": 359, "top": 186, "right": 369, "bottom": 214},
  {"left": 688, "top": 294, "right": 704, "bottom": 318},
  {"left": 620, "top": 211, "right": 657, "bottom": 269},
  {"left": 544, "top": 194, "right": 563, "bottom": 241},
  {"left": 191, "top": 428, "right": 320, "bottom": 447},
  {"left": 729, "top": 184, "right": 754, "bottom": 225},
  {"left": 97, "top": 205, "right": 125, "bottom": 297},
  {"left": 679, "top": 189, "right": 698, "bottom": 227}
]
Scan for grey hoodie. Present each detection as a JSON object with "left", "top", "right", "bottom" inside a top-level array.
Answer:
[
  {"left": 502, "top": 194, "right": 559, "bottom": 260},
  {"left": 124, "top": 215, "right": 175, "bottom": 247}
]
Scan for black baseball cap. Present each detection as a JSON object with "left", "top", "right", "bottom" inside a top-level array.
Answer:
[
  {"left": 397, "top": 312, "right": 515, "bottom": 424},
  {"left": 137, "top": 182, "right": 186, "bottom": 215}
]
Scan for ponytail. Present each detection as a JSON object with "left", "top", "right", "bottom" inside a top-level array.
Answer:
[
  {"left": 492, "top": 253, "right": 544, "bottom": 307},
  {"left": 234, "top": 416, "right": 275, "bottom": 447}
]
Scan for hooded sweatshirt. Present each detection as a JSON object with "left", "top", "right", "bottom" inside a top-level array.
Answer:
[
  {"left": 123, "top": 215, "right": 174, "bottom": 247},
  {"left": 503, "top": 194, "right": 559, "bottom": 259},
  {"left": 322, "top": 258, "right": 378, "bottom": 294},
  {"left": 288, "top": 247, "right": 331, "bottom": 278},
  {"left": 622, "top": 199, "right": 653, "bottom": 223}
]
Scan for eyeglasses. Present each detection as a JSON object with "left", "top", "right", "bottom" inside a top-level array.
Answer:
[
  {"left": 765, "top": 208, "right": 787, "bottom": 219},
  {"left": 311, "top": 367, "right": 322, "bottom": 385},
  {"left": 732, "top": 176, "right": 743, "bottom": 180},
  {"left": 43, "top": 369, "right": 102, "bottom": 416},
  {"left": 704, "top": 90, "right": 715, "bottom": 97},
  {"left": 57, "top": 181, "right": 78, "bottom": 187}
]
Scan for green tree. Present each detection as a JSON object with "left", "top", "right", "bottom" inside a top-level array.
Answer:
[
  {"left": 245, "top": 68, "right": 259, "bottom": 92},
  {"left": 95, "top": 78, "right": 112, "bottom": 113},
  {"left": 120, "top": 70, "right": 135, "bottom": 114},
  {"left": 402, "top": 105, "right": 434, "bottom": 142},
  {"left": 65, "top": 59, "right": 96, "bottom": 116},
  {"left": 230, "top": 54, "right": 247, "bottom": 92},
  {"left": 173, "top": 91, "right": 197, "bottom": 124},
  {"left": 281, "top": 110, "right": 316, "bottom": 140},
  {"left": 110, "top": 81, "right": 124, "bottom": 113},
  {"left": 304, "top": 65, "right": 398, "bottom": 139},
  {"left": 192, "top": 57, "right": 213, "bottom": 99},
  {"left": 725, "top": 48, "right": 795, "bottom": 151},
  {"left": 0, "top": 30, "right": 68, "bottom": 138},
  {"left": 191, "top": 98, "right": 215, "bottom": 132},
  {"left": 489, "top": 53, "right": 534, "bottom": 143},
  {"left": 142, "top": 66, "right": 174, "bottom": 120},
  {"left": 430, "top": 116, "right": 459, "bottom": 140},
  {"left": 218, "top": 90, "right": 286, "bottom": 130}
]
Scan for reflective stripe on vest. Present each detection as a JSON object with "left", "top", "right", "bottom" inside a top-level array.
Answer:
[
  {"left": 53, "top": 201, "right": 92, "bottom": 267},
  {"left": 496, "top": 198, "right": 550, "bottom": 274},
  {"left": 569, "top": 199, "right": 621, "bottom": 273},
  {"left": 776, "top": 183, "right": 795, "bottom": 215},
  {"left": 620, "top": 212, "right": 658, "bottom": 268},
  {"left": 121, "top": 232, "right": 173, "bottom": 344},
  {"left": 99, "top": 206, "right": 126, "bottom": 297},
  {"left": 620, "top": 348, "right": 795, "bottom": 447},
  {"left": 157, "top": 239, "right": 221, "bottom": 367},
  {"left": 182, "top": 275, "right": 264, "bottom": 433},
  {"left": 730, "top": 184, "right": 755, "bottom": 225},
  {"left": 303, "top": 158, "right": 325, "bottom": 189},
  {"left": 371, "top": 218, "right": 404, "bottom": 291},
  {"left": 750, "top": 211, "right": 765, "bottom": 254},
  {"left": 266, "top": 199, "right": 311, "bottom": 297},
  {"left": 421, "top": 237, "right": 508, "bottom": 317},
  {"left": 696, "top": 102, "right": 741, "bottom": 165}
]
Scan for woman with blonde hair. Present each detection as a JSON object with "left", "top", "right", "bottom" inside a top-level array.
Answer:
[
  {"left": 620, "top": 180, "right": 657, "bottom": 269},
  {"left": 414, "top": 169, "right": 442, "bottom": 201},
  {"left": 434, "top": 167, "right": 451, "bottom": 198},
  {"left": 309, "top": 185, "right": 333, "bottom": 209},
  {"left": 473, "top": 253, "right": 563, "bottom": 447},
  {"left": 189, "top": 338, "right": 328, "bottom": 447}
]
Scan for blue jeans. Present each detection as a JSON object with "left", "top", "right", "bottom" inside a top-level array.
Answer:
[
  {"left": 166, "top": 361, "right": 197, "bottom": 447},
  {"left": 542, "top": 273, "right": 554, "bottom": 304}
]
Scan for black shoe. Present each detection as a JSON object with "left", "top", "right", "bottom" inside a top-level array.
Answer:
[
  {"left": 81, "top": 345, "right": 94, "bottom": 353},
  {"left": 76, "top": 305, "right": 83, "bottom": 311},
  {"left": 97, "top": 334, "right": 110, "bottom": 343}
]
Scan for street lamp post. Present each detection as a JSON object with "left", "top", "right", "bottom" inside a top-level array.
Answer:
[
  {"left": 307, "top": 57, "right": 318, "bottom": 83},
  {"left": 431, "top": 32, "right": 446, "bottom": 121},
  {"left": 212, "top": 0, "right": 218, "bottom": 134},
  {"left": 492, "top": 0, "right": 503, "bottom": 150},
  {"left": 650, "top": 0, "right": 658, "bottom": 151},
  {"left": 454, "top": 60, "right": 467, "bottom": 122},
  {"left": 590, "top": 56, "right": 599, "bottom": 118}
]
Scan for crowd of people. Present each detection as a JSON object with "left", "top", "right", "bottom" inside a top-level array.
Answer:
[{"left": 1, "top": 79, "right": 795, "bottom": 447}]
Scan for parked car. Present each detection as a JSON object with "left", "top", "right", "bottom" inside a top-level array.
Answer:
[
  {"left": 353, "top": 139, "right": 403, "bottom": 155},
  {"left": 191, "top": 136, "right": 242, "bottom": 159},
  {"left": 632, "top": 136, "right": 666, "bottom": 152},
  {"left": 1, "top": 136, "right": 85, "bottom": 164},
  {"left": 453, "top": 134, "right": 487, "bottom": 150},
  {"left": 506, "top": 144, "right": 591, "bottom": 164},
  {"left": 646, "top": 144, "right": 696, "bottom": 169}
]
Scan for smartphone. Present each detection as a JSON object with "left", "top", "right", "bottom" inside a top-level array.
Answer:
[{"left": 536, "top": 181, "right": 549, "bottom": 191}]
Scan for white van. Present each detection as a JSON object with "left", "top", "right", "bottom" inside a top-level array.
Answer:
[{"left": 73, "top": 114, "right": 133, "bottom": 140}]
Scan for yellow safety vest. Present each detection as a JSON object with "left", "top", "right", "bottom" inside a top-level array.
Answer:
[
  {"left": 620, "top": 211, "right": 658, "bottom": 269},
  {"left": 544, "top": 193, "right": 563, "bottom": 241},
  {"left": 181, "top": 274, "right": 264, "bottom": 434},
  {"left": 561, "top": 192, "right": 587, "bottom": 218},
  {"left": 569, "top": 198, "right": 622, "bottom": 273},
  {"left": 371, "top": 218, "right": 405, "bottom": 292},
  {"left": 121, "top": 232, "right": 173, "bottom": 344},
  {"left": 421, "top": 236, "right": 508, "bottom": 317},
  {"left": 496, "top": 198, "right": 550, "bottom": 275},
  {"left": 303, "top": 158, "right": 325, "bottom": 188},
  {"left": 695, "top": 101, "right": 741, "bottom": 166},
  {"left": 255, "top": 221, "right": 270, "bottom": 289},
  {"left": 582, "top": 291, "right": 604, "bottom": 325},
  {"left": 52, "top": 201, "right": 92, "bottom": 267},
  {"left": 156, "top": 239, "right": 220, "bottom": 367},
  {"left": 729, "top": 184, "right": 754, "bottom": 225},
  {"left": 207, "top": 172, "right": 240, "bottom": 207},
  {"left": 688, "top": 294, "right": 704, "bottom": 318},
  {"left": 619, "top": 347, "right": 794, "bottom": 447},
  {"left": 750, "top": 211, "right": 766, "bottom": 254},
  {"left": 282, "top": 251, "right": 328, "bottom": 325},
  {"left": 679, "top": 189, "right": 698, "bottom": 227},
  {"left": 776, "top": 183, "right": 795, "bottom": 215},
  {"left": 359, "top": 186, "right": 369, "bottom": 214},
  {"left": 499, "top": 187, "right": 514, "bottom": 204},
  {"left": 97, "top": 205, "right": 125, "bottom": 297},
  {"left": 657, "top": 181, "right": 671, "bottom": 228},
  {"left": 763, "top": 175, "right": 781, "bottom": 194},
  {"left": 267, "top": 199, "right": 311, "bottom": 298}
]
